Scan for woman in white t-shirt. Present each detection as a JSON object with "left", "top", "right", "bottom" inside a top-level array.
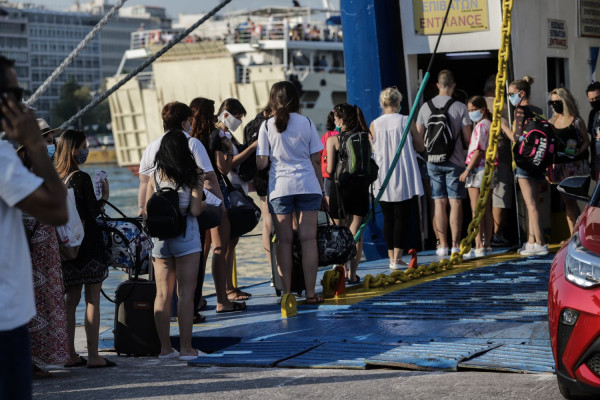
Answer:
[
  {"left": 256, "top": 81, "right": 325, "bottom": 304},
  {"left": 459, "top": 96, "right": 494, "bottom": 257},
  {"left": 370, "top": 87, "right": 424, "bottom": 270},
  {"left": 144, "top": 131, "right": 206, "bottom": 361}
]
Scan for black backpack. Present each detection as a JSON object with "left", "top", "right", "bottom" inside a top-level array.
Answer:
[
  {"left": 424, "top": 98, "right": 457, "bottom": 163},
  {"left": 237, "top": 112, "right": 270, "bottom": 182},
  {"left": 334, "top": 131, "right": 378, "bottom": 186},
  {"left": 513, "top": 115, "right": 556, "bottom": 175},
  {"left": 145, "top": 175, "right": 186, "bottom": 240}
]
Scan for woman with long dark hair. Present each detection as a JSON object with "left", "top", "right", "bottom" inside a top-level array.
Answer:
[
  {"left": 326, "top": 103, "right": 370, "bottom": 284},
  {"left": 257, "top": 80, "right": 325, "bottom": 303},
  {"left": 145, "top": 131, "right": 206, "bottom": 360},
  {"left": 55, "top": 129, "right": 114, "bottom": 368},
  {"left": 189, "top": 97, "right": 247, "bottom": 312}
]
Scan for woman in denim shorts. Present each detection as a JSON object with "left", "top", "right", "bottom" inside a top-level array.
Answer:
[
  {"left": 256, "top": 81, "right": 325, "bottom": 304},
  {"left": 145, "top": 131, "right": 206, "bottom": 361},
  {"left": 504, "top": 76, "right": 548, "bottom": 256}
]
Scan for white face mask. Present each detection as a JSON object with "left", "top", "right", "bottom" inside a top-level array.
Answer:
[{"left": 218, "top": 111, "right": 242, "bottom": 132}]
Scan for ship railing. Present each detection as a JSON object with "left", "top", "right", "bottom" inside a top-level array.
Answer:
[
  {"left": 288, "top": 65, "right": 345, "bottom": 76},
  {"left": 130, "top": 29, "right": 186, "bottom": 50},
  {"left": 225, "top": 20, "right": 342, "bottom": 44}
]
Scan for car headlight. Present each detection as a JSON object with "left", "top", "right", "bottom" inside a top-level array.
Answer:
[{"left": 564, "top": 233, "right": 600, "bottom": 288}]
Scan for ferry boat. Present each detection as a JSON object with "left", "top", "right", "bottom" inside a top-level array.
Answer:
[{"left": 106, "top": 5, "right": 346, "bottom": 174}]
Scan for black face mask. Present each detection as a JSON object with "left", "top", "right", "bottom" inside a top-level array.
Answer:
[
  {"left": 590, "top": 99, "right": 600, "bottom": 112},
  {"left": 549, "top": 100, "right": 563, "bottom": 114}
]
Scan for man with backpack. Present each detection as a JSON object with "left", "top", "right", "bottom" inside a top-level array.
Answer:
[{"left": 416, "top": 69, "right": 472, "bottom": 256}]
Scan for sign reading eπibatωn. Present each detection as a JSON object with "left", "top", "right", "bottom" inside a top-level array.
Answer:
[{"left": 413, "top": 0, "right": 489, "bottom": 35}]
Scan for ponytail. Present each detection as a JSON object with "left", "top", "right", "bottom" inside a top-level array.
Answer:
[
  {"left": 275, "top": 106, "right": 291, "bottom": 133},
  {"left": 269, "top": 81, "right": 300, "bottom": 133}
]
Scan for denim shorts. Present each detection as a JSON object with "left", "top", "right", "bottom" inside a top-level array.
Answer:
[
  {"left": 427, "top": 161, "right": 467, "bottom": 199},
  {"left": 152, "top": 215, "right": 202, "bottom": 258},
  {"left": 268, "top": 193, "right": 322, "bottom": 214},
  {"left": 465, "top": 167, "right": 484, "bottom": 189},
  {"left": 515, "top": 166, "right": 546, "bottom": 182}
]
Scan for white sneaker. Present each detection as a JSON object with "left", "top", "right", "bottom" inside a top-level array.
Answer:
[
  {"left": 390, "top": 261, "right": 408, "bottom": 270},
  {"left": 484, "top": 247, "right": 493, "bottom": 255},
  {"left": 463, "top": 250, "right": 473, "bottom": 259},
  {"left": 179, "top": 349, "right": 206, "bottom": 361},
  {"left": 158, "top": 349, "right": 179, "bottom": 360},
  {"left": 473, "top": 248, "right": 486, "bottom": 257},
  {"left": 450, "top": 247, "right": 461, "bottom": 255},
  {"left": 436, "top": 247, "right": 448, "bottom": 256},
  {"left": 518, "top": 242, "right": 534, "bottom": 255},
  {"left": 521, "top": 243, "right": 549, "bottom": 256}
]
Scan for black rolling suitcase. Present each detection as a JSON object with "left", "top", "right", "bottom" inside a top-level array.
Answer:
[
  {"left": 270, "top": 231, "right": 306, "bottom": 297},
  {"left": 113, "top": 263, "right": 161, "bottom": 356}
]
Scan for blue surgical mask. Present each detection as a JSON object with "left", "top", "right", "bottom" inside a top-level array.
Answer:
[
  {"left": 47, "top": 144, "right": 55, "bottom": 158},
  {"left": 469, "top": 110, "right": 483, "bottom": 122},
  {"left": 75, "top": 148, "right": 89, "bottom": 164},
  {"left": 509, "top": 92, "right": 522, "bottom": 107}
]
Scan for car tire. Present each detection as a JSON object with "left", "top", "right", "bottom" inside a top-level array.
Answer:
[{"left": 557, "top": 376, "right": 593, "bottom": 399}]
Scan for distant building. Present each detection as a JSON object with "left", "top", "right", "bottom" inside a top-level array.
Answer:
[{"left": 0, "top": 0, "right": 170, "bottom": 122}]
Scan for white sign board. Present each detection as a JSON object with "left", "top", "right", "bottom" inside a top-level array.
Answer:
[{"left": 548, "top": 19, "right": 567, "bottom": 48}]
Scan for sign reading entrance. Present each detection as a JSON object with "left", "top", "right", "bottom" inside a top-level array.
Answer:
[
  {"left": 579, "top": 0, "right": 600, "bottom": 38},
  {"left": 548, "top": 19, "right": 567, "bottom": 49},
  {"left": 413, "top": 0, "right": 489, "bottom": 35}
]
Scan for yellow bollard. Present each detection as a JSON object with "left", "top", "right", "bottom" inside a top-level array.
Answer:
[
  {"left": 280, "top": 293, "right": 297, "bottom": 318},
  {"left": 232, "top": 249, "right": 237, "bottom": 288}
]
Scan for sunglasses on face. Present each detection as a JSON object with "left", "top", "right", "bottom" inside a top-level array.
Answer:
[{"left": 0, "top": 87, "right": 25, "bottom": 103}]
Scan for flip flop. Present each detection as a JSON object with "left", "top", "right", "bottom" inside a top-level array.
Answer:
[
  {"left": 347, "top": 275, "right": 361, "bottom": 284},
  {"left": 64, "top": 356, "right": 87, "bottom": 368},
  {"left": 87, "top": 358, "right": 117, "bottom": 369},
  {"left": 227, "top": 289, "right": 251, "bottom": 301},
  {"left": 216, "top": 301, "right": 247, "bottom": 313},
  {"left": 193, "top": 313, "right": 206, "bottom": 324},
  {"left": 305, "top": 296, "right": 324, "bottom": 304},
  {"left": 197, "top": 298, "right": 208, "bottom": 311}
]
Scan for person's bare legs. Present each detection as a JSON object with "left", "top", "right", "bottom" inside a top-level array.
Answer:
[
  {"left": 449, "top": 198, "right": 463, "bottom": 249},
  {"left": 561, "top": 194, "right": 580, "bottom": 235},
  {"left": 492, "top": 206, "right": 504, "bottom": 238},
  {"left": 225, "top": 237, "right": 240, "bottom": 295},
  {"left": 434, "top": 198, "right": 449, "bottom": 249},
  {"left": 260, "top": 196, "right": 273, "bottom": 271},
  {"left": 347, "top": 214, "right": 363, "bottom": 281},
  {"left": 297, "top": 210, "right": 319, "bottom": 298},
  {"left": 211, "top": 210, "right": 240, "bottom": 312},
  {"left": 273, "top": 213, "right": 294, "bottom": 294},
  {"left": 83, "top": 282, "right": 106, "bottom": 367},
  {"left": 518, "top": 178, "right": 544, "bottom": 245},
  {"left": 64, "top": 284, "right": 82, "bottom": 365},
  {"left": 484, "top": 194, "right": 494, "bottom": 248},
  {"left": 153, "top": 256, "right": 176, "bottom": 355},
  {"left": 175, "top": 252, "right": 201, "bottom": 357},
  {"left": 468, "top": 187, "right": 483, "bottom": 249}
]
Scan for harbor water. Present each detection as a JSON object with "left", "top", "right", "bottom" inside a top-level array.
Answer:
[{"left": 78, "top": 163, "right": 271, "bottom": 327}]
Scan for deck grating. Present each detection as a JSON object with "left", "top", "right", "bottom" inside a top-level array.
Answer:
[{"left": 458, "top": 343, "right": 555, "bottom": 373}]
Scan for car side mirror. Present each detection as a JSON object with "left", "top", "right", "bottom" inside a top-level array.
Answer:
[{"left": 557, "top": 175, "right": 591, "bottom": 202}]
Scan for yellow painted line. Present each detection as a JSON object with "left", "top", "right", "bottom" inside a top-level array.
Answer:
[
  {"left": 318, "top": 244, "right": 561, "bottom": 306},
  {"left": 171, "top": 323, "right": 224, "bottom": 327}
]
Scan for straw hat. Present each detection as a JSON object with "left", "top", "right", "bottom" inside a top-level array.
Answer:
[{"left": 16, "top": 119, "right": 60, "bottom": 152}]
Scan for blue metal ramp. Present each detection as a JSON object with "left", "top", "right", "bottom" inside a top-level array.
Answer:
[{"left": 458, "top": 343, "right": 555, "bottom": 373}]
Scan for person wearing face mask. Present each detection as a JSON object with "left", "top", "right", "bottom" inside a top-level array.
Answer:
[
  {"left": 370, "top": 87, "right": 424, "bottom": 270},
  {"left": 502, "top": 76, "right": 548, "bottom": 256},
  {"left": 459, "top": 96, "right": 495, "bottom": 257},
  {"left": 547, "top": 87, "right": 590, "bottom": 236},
  {"left": 54, "top": 129, "right": 115, "bottom": 369},
  {"left": 209, "top": 98, "right": 255, "bottom": 304},
  {"left": 15, "top": 119, "right": 69, "bottom": 378},
  {"left": 586, "top": 82, "right": 600, "bottom": 180}
]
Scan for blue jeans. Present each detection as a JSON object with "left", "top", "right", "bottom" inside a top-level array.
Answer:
[
  {"left": 427, "top": 161, "right": 467, "bottom": 199},
  {"left": 0, "top": 324, "right": 32, "bottom": 400},
  {"left": 268, "top": 193, "right": 322, "bottom": 214}
]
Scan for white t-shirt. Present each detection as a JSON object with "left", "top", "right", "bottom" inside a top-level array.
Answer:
[
  {"left": 372, "top": 113, "right": 424, "bottom": 202},
  {"left": 257, "top": 113, "right": 323, "bottom": 200},
  {"left": 139, "top": 131, "right": 214, "bottom": 176},
  {"left": 0, "top": 140, "right": 43, "bottom": 330}
]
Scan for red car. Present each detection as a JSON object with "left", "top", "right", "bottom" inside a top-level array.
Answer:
[{"left": 549, "top": 175, "right": 600, "bottom": 399}]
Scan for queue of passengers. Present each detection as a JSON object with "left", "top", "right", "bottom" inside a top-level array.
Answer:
[{"left": 5, "top": 47, "right": 600, "bottom": 399}]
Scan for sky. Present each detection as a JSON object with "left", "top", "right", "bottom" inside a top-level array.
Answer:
[{"left": 27, "top": 0, "right": 339, "bottom": 19}]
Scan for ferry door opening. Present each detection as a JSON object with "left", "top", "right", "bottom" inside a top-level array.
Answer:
[{"left": 416, "top": 51, "right": 499, "bottom": 103}]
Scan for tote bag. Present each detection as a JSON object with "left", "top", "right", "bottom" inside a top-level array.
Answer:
[{"left": 56, "top": 171, "right": 85, "bottom": 261}]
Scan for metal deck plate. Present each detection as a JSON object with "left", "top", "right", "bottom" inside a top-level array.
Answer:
[
  {"left": 364, "top": 342, "right": 499, "bottom": 371},
  {"left": 333, "top": 259, "right": 550, "bottom": 322},
  {"left": 187, "top": 341, "right": 320, "bottom": 368},
  {"left": 458, "top": 343, "right": 555, "bottom": 373},
  {"left": 278, "top": 342, "right": 402, "bottom": 369}
]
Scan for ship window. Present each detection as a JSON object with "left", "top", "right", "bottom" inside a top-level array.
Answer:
[
  {"left": 331, "top": 91, "right": 347, "bottom": 105},
  {"left": 301, "top": 90, "right": 319, "bottom": 109}
]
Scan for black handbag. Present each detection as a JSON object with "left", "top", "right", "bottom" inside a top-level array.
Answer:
[
  {"left": 223, "top": 176, "right": 261, "bottom": 239},
  {"left": 317, "top": 212, "right": 357, "bottom": 266},
  {"left": 197, "top": 202, "right": 222, "bottom": 232}
]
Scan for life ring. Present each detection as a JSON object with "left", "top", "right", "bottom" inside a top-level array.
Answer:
[{"left": 150, "top": 30, "right": 160, "bottom": 43}]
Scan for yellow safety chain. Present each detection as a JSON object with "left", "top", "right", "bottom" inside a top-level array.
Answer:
[{"left": 324, "top": 0, "right": 515, "bottom": 293}]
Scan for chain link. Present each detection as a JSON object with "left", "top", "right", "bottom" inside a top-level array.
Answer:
[{"left": 324, "top": 0, "right": 515, "bottom": 293}]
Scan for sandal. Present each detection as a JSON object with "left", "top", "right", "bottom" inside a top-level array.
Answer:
[
  {"left": 64, "top": 355, "right": 87, "bottom": 368},
  {"left": 33, "top": 364, "right": 52, "bottom": 379},
  {"left": 197, "top": 298, "right": 207, "bottom": 312},
  {"left": 193, "top": 313, "right": 206, "bottom": 324},
  {"left": 216, "top": 301, "right": 247, "bottom": 313},
  {"left": 305, "top": 296, "right": 324, "bottom": 304},
  {"left": 87, "top": 358, "right": 117, "bottom": 369},
  {"left": 347, "top": 274, "right": 360, "bottom": 284},
  {"left": 227, "top": 289, "right": 252, "bottom": 301}
]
